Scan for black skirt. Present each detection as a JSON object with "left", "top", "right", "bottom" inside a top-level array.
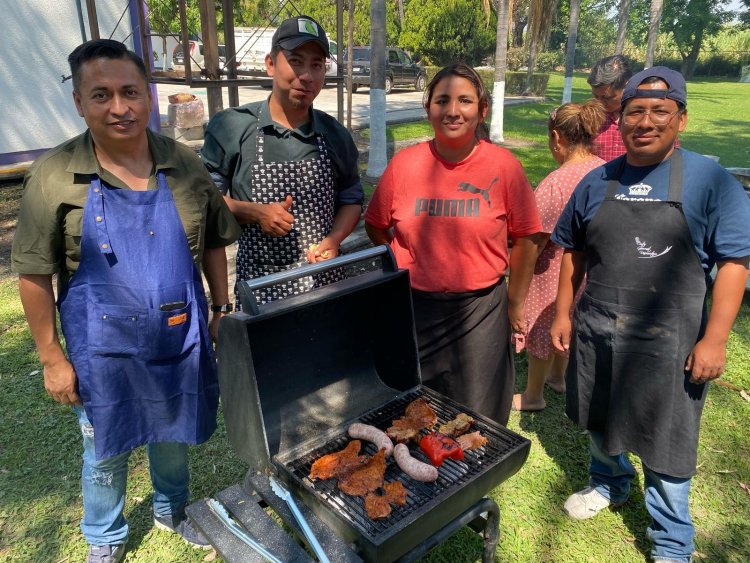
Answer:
[{"left": 412, "top": 280, "right": 514, "bottom": 426}]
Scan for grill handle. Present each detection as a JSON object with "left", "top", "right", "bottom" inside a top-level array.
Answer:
[{"left": 238, "top": 244, "right": 398, "bottom": 315}]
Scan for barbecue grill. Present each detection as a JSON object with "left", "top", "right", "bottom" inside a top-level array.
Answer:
[{"left": 195, "top": 246, "right": 531, "bottom": 562}]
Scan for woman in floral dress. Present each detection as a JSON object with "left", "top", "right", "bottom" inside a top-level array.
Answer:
[{"left": 512, "top": 101, "right": 606, "bottom": 411}]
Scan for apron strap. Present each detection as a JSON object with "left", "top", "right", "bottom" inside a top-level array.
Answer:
[
  {"left": 667, "top": 149, "right": 684, "bottom": 202},
  {"left": 90, "top": 176, "right": 114, "bottom": 255}
]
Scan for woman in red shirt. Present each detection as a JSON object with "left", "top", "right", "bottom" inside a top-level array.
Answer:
[{"left": 365, "top": 63, "right": 542, "bottom": 425}]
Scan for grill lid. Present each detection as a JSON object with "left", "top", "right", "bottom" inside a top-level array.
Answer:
[{"left": 217, "top": 247, "right": 422, "bottom": 471}]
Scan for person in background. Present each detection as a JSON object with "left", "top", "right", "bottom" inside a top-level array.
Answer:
[
  {"left": 512, "top": 100, "right": 605, "bottom": 412},
  {"left": 11, "top": 40, "right": 240, "bottom": 563},
  {"left": 201, "top": 15, "right": 363, "bottom": 306},
  {"left": 364, "top": 63, "right": 543, "bottom": 426},
  {"left": 587, "top": 55, "right": 632, "bottom": 161},
  {"left": 551, "top": 67, "right": 750, "bottom": 563}
]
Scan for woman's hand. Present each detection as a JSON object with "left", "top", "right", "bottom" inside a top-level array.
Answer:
[
  {"left": 508, "top": 301, "right": 526, "bottom": 334},
  {"left": 307, "top": 238, "right": 339, "bottom": 263}
]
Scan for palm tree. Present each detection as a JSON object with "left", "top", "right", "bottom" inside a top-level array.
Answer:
[
  {"left": 645, "top": 0, "right": 664, "bottom": 69},
  {"left": 561, "top": 0, "right": 581, "bottom": 103},
  {"left": 490, "top": 0, "right": 512, "bottom": 143},
  {"left": 615, "top": 0, "right": 632, "bottom": 55},
  {"left": 367, "top": 0, "right": 387, "bottom": 177},
  {"left": 524, "top": 0, "right": 557, "bottom": 95}
]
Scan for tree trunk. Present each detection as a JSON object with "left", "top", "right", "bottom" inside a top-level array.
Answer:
[
  {"left": 680, "top": 26, "right": 704, "bottom": 79},
  {"left": 367, "top": 0, "right": 387, "bottom": 178},
  {"left": 645, "top": 0, "right": 664, "bottom": 69},
  {"left": 512, "top": 17, "right": 527, "bottom": 47},
  {"left": 490, "top": 0, "right": 510, "bottom": 143},
  {"left": 396, "top": 0, "right": 405, "bottom": 28},
  {"left": 615, "top": 0, "right": 632, "bottom": 55},
  {"left": 346, "top": 0, "right": 354, "bottom": 130},
  {"left": 562, "top": 0, "right": 581, "bottom": 103}
]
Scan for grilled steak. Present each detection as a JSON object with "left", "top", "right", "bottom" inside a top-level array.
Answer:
[
  {"left": 386, "top": 398, "right": 438, "bottom": 442},
  {"left": 309, "top": 440, "right": 367, "bottom": 480}
]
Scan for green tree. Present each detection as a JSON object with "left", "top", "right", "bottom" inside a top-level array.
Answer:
[
  {"left": 284, "top": 0, "right": 400, "bottom": 47},
  {"left": 400, "top": 0, "right": 497, "bottom": 65},
  {"left": 662, "top": 0, "right": 732, "bottom": 77}
]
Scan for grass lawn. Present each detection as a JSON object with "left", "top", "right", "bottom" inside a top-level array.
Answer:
[{"left": 1, "top": 75, "right": 749, "bottom": 562}]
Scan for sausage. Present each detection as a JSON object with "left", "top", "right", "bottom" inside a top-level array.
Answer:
[
  {"left": 393, "top": 443, "right": 439, "bottom": 482},
  {"left": 348, "top": 423, "right": 394, "bottom": 458}
]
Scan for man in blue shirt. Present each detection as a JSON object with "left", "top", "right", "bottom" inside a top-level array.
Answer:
[{"left": 551, "top": 67, "right": 750, "bottom": 563}]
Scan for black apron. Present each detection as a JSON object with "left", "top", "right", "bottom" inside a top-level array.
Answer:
[
  {"left": 413, "top": 280, "right": 514, "bottom": 427},
  {"left": 567, "top": 151, "right": 708, "bottom": 478},
  {"left": 235, "top": 111, "right": 344, "bottom": 305}
]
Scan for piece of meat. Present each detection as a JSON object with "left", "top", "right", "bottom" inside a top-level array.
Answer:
[
  {"left": 393, "top": 443, "right": 439, "bottom": 482},
  {"left": 338, "top": 448, "right": 387, "bottom": 496},
  {"left": 438, "top": 413, "right": 474, "bottom": 437},
  {"left": 419, "top": 432, "right": 464, "bottom": 467},
  {"left": 386, "top": 398, "right": 438, "bottom": 443},
  {"left": 364, "top": 481, "right": 408, "bottom": 519},
  {"left": 309, "top": 440, "right": 366, "bottom": 480},
  {"left": 456, "top": 431, "right": 488, "bottom": 451},
  {"left": 348, "top": 423, "right": 394, "bottom": 457}
]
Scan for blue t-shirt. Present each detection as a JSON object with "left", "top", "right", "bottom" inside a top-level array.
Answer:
[{"left": 552, "top": 149, "right": 750, "bottom": 273}]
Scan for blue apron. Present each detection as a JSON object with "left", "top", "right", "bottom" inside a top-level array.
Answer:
[{"left": 59, "top": 171, "right": 219, "bottom": 460}]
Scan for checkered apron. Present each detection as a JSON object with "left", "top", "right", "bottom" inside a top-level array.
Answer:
[{"left": 235, "top": 119, "right": 345, "bottom": 305}]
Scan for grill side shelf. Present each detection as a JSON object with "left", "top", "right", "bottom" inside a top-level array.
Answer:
[
  {"left": 245, "top": 472, "right": 365, "bottom": 563},
  {"left": 186, "top": 484, "right": 311, "bottom": 562}
]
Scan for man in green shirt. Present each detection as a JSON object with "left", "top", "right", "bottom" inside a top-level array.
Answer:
[
  {"left": 201, "top": 15, "right": 363, "bottom": 305},
  {"left": 11, "top": 39, "right": 240, "bottom": 563}
]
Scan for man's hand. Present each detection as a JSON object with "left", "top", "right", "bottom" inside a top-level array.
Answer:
[
  {"left": 258, "top": 195, "right": 294, "bottom": 237},
  {"left": 44, "top": 357, "right": 81, "bottom": 405},
  {"left": 307, "top": 237, "right": 339, "bottom": 263},
  {"left": 550, "top": 315, "right": 572, "bottom": 357},
  {"left": 685, "top": 338, "right": 727, "bottom": 384}
]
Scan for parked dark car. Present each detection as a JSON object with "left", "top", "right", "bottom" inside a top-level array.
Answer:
[{"left": 345, "top": 46, "right": 426, "bottom": 94}]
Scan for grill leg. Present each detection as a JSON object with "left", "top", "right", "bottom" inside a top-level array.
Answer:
[{"left": 480, "top": 498, "right": 500, "bottom": 563}]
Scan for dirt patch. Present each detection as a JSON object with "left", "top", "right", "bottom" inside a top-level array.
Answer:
[{"left": 0, "top": 181, "right": 23, "bottom": 281}]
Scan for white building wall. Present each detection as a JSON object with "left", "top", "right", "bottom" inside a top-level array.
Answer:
[{"left": 1, "top": 1, "right": 135, "bottom": 164}]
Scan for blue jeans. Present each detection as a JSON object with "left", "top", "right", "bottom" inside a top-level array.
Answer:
[
  {"left": 74, "top": 406, "right": 191, "bottom": 546},
  {"left": 588, "top": 431, "right": 694, "bottom": 563}
]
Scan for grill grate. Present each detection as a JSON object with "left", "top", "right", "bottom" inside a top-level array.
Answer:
[{"left": 278, "top": 387, "right": 527, "bottom": 542}]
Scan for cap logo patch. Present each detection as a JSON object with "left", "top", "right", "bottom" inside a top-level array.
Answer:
[
  {"left": 298, "top": 19, "right": 319, "bottom": 36},
  {"left": 633, "top": 89, "right": 668, "bottom": 100}
]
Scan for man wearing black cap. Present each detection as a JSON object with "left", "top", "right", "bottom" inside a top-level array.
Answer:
[
  {"left": 201, "top": 15, "right": 363, "bottom": 305},
  {"left": 550, "top": 67, "right": 750, "bottom": 562}
]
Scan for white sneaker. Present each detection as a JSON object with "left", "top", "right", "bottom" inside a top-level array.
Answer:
[{"left": 563, "top": 486, "right": 624, "bottom": 520}]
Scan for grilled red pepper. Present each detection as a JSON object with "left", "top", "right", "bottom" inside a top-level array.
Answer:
[{"left": 419, "top": 432, "right": 464, "bottom": 466}]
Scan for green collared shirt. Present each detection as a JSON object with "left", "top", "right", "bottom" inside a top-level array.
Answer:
[
  {"left": 201, "top": 99, "right": 363, "bottom": 205},
  {"left": 11, "top": 129, "right": 241, "bottom": 288}
]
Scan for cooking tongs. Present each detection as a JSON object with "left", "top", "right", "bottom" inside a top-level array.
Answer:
[{"left": 269, "top": 475, "right": 331, "bottom": 563}]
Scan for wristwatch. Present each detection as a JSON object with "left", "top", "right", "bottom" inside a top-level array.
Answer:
[{"left": 211, "top": 303, "right": 234, "bottom": 313}]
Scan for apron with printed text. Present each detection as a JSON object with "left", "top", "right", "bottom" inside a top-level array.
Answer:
[
  {"left": 566, "top": 151, "right": 708, "bottom": 478},
  {"left": 235, "top": 113, "right": 344, "bottom": 305},
  {"left": 59, "top": 172, "right": 218, "bottom": 460}
]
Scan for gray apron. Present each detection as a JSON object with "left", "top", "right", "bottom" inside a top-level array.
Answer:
[
  {"left": 567, "top": 151, "right": 708, "bottom": 478},
  {"left": 235, "top": 112, "right": 344, "bottom": 305}
]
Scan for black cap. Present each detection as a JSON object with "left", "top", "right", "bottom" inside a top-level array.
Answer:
[
  {"left": 621, "top": 66, "right": 687, "bottom": 109},
  {"left": 271, "top": 16, "right": 329, "bottom": 57}
]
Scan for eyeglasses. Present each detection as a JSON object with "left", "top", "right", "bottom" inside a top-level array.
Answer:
[{"left": 622, "top": 108, "right": 681, "bottom": 126}]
